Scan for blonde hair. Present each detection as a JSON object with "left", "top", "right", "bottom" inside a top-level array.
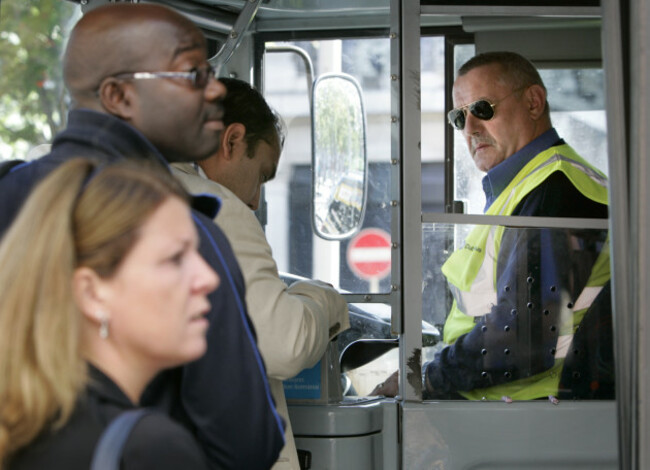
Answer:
[{"left": 0, "top": 158, "right": 188, "bottom": 465}]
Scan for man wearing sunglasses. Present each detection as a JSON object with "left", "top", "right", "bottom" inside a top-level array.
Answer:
[
  {"left": 0, "top": 4, "right": 284, "bottom": 469},
  {"left": 376, "top": 51, "right": 612, "bottom": 401}
]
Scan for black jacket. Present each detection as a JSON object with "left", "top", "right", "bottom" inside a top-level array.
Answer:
[
  {"left": 9, "top": 365, "right": 209, "bottom": 470},
  {"left": 0, "top": 109, "right": 285, "bottom": 469}
]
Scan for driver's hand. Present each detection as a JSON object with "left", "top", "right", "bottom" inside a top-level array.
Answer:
[{"left": 370, "top": 370, "right": 399, "bottom": 397}]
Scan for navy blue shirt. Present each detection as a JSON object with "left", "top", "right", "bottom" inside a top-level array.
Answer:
[
  {"left": 0, "top": 109, "right": 285, "bottom": 469},
  {"left": 482, "top": 128, "right": 562, "bottom": 211},
  {"left": 425, "top": 129, "right": 609, "bottom": 397}
]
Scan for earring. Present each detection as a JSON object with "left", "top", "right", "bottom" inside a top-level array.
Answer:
[{"left": 99, "top": 314, "right": 109, "bottom": 340}]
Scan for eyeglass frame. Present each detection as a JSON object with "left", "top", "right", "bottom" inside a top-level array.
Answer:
[
  {"left": 112, "top": 62, "right": 221, "bottom": 90},
  {"left": 447, "top": 87, "right": 526, "bottom": 131}
]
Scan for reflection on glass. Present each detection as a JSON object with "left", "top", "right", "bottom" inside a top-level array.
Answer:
[
  {"left": 422, "top": 223, "right": 613, "bottom": 400},
  {"left": 312, "top": 74, "right": 367, "bottom": 239}
]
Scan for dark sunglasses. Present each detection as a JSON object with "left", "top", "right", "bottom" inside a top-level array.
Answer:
[
  {"left": 447, "top": 99, "right": 496, "bottom": 131},
  {"left": 447, "top": 88, "right": 524, "bottom": 131}
]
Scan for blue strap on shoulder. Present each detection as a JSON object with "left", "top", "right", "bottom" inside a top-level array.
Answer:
[
  {"left": 90, "top": 409, "right": 153, "bottom": 470},
  {"left": 0, "top": 160, "right": 24, "bottom": 179}
]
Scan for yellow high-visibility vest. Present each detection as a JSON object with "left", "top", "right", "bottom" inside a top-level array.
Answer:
[{"left": 440, "top": 144, "right": 609, "bottom": 400}]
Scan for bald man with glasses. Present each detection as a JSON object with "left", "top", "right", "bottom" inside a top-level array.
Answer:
[
  {"left": 374, "top": 51, "right": 612, "bottom": 402},
  {"left": 0, "top": 4, "right": 284, "bottom": 469}
]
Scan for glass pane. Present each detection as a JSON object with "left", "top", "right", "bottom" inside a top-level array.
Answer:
[
  {"left": 264, "top": 38, "right": 392, "bottom": 294},
  {"left": 451, "top": 48, "right": 608, "bottom": 214},
  {"left": 422, "top": 222, "right": 613, "bottom": 401},
  {"left": 421, "top": 36, "right": 446, "bottom": 213},
  {"left": 540, "top": 68, "right": 608, "bottom": 177}
]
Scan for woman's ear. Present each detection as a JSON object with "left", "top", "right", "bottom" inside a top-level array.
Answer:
[
  {"left": 72, "top": 266, "right": 110, "bottom": 324},
  {"left": 221, "top": 123, "right": 247, "bottom": 160},
  {"left": 525, "top": 84, "right": 547, "bottom": 120},
  {"left": 97, "top": 77, "right": 135, "bottom": 119}
]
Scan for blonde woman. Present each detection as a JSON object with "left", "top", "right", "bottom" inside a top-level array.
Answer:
[{"left": 0, "top": 158, "right": 218, "bottom": 469}]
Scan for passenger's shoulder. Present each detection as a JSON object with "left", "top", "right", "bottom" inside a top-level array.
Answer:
[{"left": 171, "top": 165, "right": 218, "bottom": 195}]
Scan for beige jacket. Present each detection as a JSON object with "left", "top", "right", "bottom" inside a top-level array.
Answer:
[{"left": 171, "top": 163, "right": 350, "bottom": 470}]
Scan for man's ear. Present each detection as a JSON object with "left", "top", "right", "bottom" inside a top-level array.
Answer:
[
  {"left": 72, "top": 266, "right": 111, "bottom": 325},
  {"left": 220, "top": 123, "right": 247, "bottom": 161},
  {"left": 525, "top": 84, "right": 547, "bottom": 120},
  {"left": 97, "top": 77, "right": 136, "bottom": 119}
]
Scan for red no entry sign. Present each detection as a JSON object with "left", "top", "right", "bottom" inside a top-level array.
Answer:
[{"left": 347, "top": 228, "right": 391, "bottom": 280}]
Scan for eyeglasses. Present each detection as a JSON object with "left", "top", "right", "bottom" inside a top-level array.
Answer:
[
  {"left": 114, "top": 63, "right": 219, "bottom": 89},
  {"left": 447, "top": 88, "right": 523, "bottom": 131}
]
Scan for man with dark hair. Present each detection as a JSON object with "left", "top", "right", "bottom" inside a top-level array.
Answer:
[
  {"left": 375, "top": 51, "right": 610, "bottom": 401},
  {"left": 0, "top": 5, "right": 284, "bottom": 469},
  {"left": 173, "top": 78, "right": 349, "bottom": 470}
]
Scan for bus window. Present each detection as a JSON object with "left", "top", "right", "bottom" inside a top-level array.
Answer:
[
  {"left": 422, "top": 223, "right": 612, "bottom": 400},
  {"left": 263, "top": 38, "right": 393, "bottom": 294},
  {"left": 452, "top": 62, "right": 608, "bottom": 214}
]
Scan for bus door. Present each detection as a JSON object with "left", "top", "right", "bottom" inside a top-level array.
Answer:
[
  {"left": 401, "top": 1, "right": 617, "bottom": 469},
  {"left": 220, "top": 0, "right": 618, "bottom": 468}
]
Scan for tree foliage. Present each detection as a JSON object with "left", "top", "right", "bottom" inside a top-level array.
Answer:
[{"left": 0, "top": 0, "right": 79, "bottom": 159}]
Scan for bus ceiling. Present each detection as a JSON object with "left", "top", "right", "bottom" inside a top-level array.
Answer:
[{"left": 67, "top": 0, "right": 602, "bottom": 67}]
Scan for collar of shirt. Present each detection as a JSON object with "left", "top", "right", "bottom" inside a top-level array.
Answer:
[
  {"left": 192, "top": 162, "right": 209, "bottom": 179},
  {"left": 86, "top": 362, "right": 136, "bottom": 408},
  {"left": 481, "top": 128, "right": 561, "bottom": 212},
  {"left": 62, "top": 109, "right": 221, "bottom": 219}
]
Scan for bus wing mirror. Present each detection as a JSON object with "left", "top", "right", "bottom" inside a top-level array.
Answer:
[{"left": 311, "top": 73, "right": 368, "bottom": 240}]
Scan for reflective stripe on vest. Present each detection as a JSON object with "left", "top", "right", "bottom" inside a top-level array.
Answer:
[{"left": 440, "top": 144, "right": 609, "bottom": 400}]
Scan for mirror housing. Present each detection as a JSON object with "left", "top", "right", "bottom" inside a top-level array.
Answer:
[{"left": 311, "top": 73, "right": 368, "bottom": 240}]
